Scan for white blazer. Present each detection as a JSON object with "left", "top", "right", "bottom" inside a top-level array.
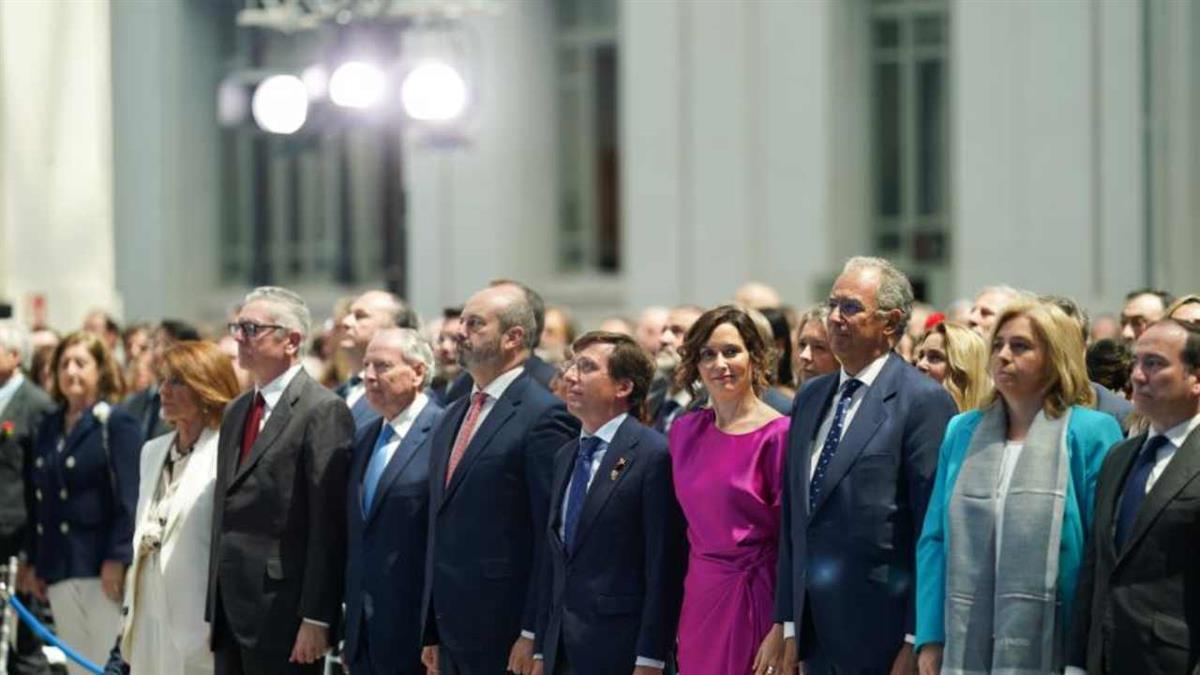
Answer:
[{"left": 121, "top": 427, "right": 219, "bottom": 658}]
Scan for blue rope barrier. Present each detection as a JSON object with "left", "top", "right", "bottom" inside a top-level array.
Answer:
[{"left": 5, "top": 592, "right": 103, "bottom": 674}]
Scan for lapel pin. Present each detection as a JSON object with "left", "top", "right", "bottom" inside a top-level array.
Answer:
[{"left": 610, "top": 456, "right": 627, "bottom": 481}]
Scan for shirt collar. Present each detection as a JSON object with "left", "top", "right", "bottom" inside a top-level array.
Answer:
[
  {"left": 0, "top": 372, "right": 25, "bottom": 408},
  {"left": 582, "top": 412, "right": 628, "bottom": 445},
  {"left": 1149, "top": 412, "right": 1200, "bottom": 450},
  {"left": 472, "top": 366, "right": 525, "bottom": 402},
  {"left": 838, "top": 352, "right": 890, "bottom": 389},
  {"left": 385, "top": 392, "right": 429, "bottom": 433},
  {"left": 257, "top": 363, "right": 303, "bottom": 411}
]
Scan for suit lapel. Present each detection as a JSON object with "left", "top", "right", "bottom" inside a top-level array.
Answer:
[
  {"left": 221, "top": 394, "right": 252, "bottom": 486},
  {"left": 365, "top": 405, "right": 438, "bottom": 524},
  {"left": 352, "top": 423, "right": 382, "bottom": 519},
  {"left": 430, "top": 397, "right": 469, "bottom": 510},
  {"left": 571, "top": 418, "right": 639, "bottom": 554},
  {"left": 810, "top": 356, "right": 897, "bottom": 515},
  {"left": 1119, "top": 427, "right": 1200, "bottom": 563},
  {"left": 1095, "top": 435, "right": 1141, "bottom": 564},
  {"left": 548, "top": 438, "right": 577, "bottom": 547},
  {"left": 163, "top": 428, "right": 218, "bottom": 543},
  {"left": 230, "top": 372, "right": 306, "bottom": 489},
  {"left": 1, "top": 381, "right": 30, "bottom": 422},
  {"left": 62, "top": 408, "right": 99, "bottom": 455},
  {"left": 441, "top": 376, "right": 526, "bottom": 507}
]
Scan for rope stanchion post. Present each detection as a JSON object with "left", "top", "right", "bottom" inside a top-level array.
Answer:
[
  {"left": 0, "top": 555, "right": 14, "bottom": 674},
  {"left": 2, "top": 589, "right": 103, "bottom": 674}
]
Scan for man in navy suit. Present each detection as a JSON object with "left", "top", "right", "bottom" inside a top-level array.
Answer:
[
  {"left": 533, "top": 331, "right": 685, "bottom": 675},
  {"left": 775, "top": 257, "right": 957, "bottom": 674},
  {"left": 344, "top": 328, "right": 445, "bottom": 675},
  {"left": 420, "top": 284, "right": 579, "bottom": 675},
  {"left": 338, "top": 290, "right": 419, "bottom": 431}
]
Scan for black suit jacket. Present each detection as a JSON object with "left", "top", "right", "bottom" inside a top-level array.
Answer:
[
  {"left": 344, "top": 399, "right": 444, "bottom": 674},
  {"left": 206, "top": 368, "right": 353, "bottom": 655},
  {"left": 120, "top": 386, "right": 172, "bottom": 442},
  {"left": 535, "top": 417, "right": 686, "bottom": 675},
  {"left": 0, "top": 379, "right": 52, "bottom": 543},
  {"left": 1069, "top": 426, "right": 1200, "bottom": 675},
  {"left": 774, "top": 353, "right": 956, "bottom": 670},
  {"left": 421, "top": 369, "right": 578, "bottom": 668}
]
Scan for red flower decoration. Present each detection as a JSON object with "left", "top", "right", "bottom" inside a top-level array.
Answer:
[{"left": 0, "top": 421, "right": 13, "bottom": 440}]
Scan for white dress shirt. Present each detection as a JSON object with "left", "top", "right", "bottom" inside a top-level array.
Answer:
[
  {"left": 455, "top": 366, "right": 525, "bottom": 450},
  {"left": 345, "top": 371, "right": 367, "bottom": 409},
  {"left": 369, "top": 393, "right": 429, "bottom": 474},
  {"left": 0, "top": 371, "right": 25, "bottom": 418},
  {"left": 1143, "top": 413, "right": 1200, "bottom": 493}
]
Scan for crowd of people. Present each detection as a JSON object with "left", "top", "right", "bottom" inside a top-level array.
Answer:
[{"left": 0, "top": 257, "right": 1196, "bottom": 675}]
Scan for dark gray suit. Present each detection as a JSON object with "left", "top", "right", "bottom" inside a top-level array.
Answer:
[
  {"left": 1070, "top": 424, "right": 1200, "bottom": 674},
  {"left": 207, "top": 368, "right": 353, "bottom": 674}
]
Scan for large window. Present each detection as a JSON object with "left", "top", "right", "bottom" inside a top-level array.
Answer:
[
  {"left": 870, "top": 0, "right": 949, "bottom": 293},
  {"left": 554, "top": 0, "right": 620, "bottom": 274}
]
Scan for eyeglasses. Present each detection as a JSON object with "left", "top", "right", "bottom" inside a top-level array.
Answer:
[
  {"left": 826, "top": 298, "right": 868, "bottom": 318},
  {"left": 227, "top": 321, "right": 286, "bottom": 339}
]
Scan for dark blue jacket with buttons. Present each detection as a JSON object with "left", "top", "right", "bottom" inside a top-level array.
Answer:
[{"left": 28, "top": 404, "right": 142, "bottom": 584}]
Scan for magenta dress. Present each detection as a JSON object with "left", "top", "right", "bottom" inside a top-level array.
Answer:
[{"left": 669, "top": 408, "right": 791, "bottom": 675}]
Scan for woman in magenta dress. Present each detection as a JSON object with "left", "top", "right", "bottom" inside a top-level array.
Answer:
[{"left": 669, "top": 305, "right": 790, "bottom": 675}]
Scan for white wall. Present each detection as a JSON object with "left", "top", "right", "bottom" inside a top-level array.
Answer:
[
  {"left": 952, "top": 0, "right": 1144, "bottom": 312},
  {"left": 0, "top": 0, "right": 115, "bottom": 328}
]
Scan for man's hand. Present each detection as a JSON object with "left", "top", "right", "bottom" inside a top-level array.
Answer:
[
  {"left": 507, "top": 635, "right": 534, "bottom": 674},
  {"left": 781, "top": 636, "right": 799, "bottom": 675},
  {"left": 99, "top": 560, "right": 125, "bottom": 603},
  {"left": 289, "top": 623, "right": 329, "bottom": 664},
  {"left": 916, "top": 644, "right": 943, "bottom": 675},
  {"left": 530, "top": 661, "right": 544, "bottom": 675},
  {"left": 16, "top": 563, "right": 46, "bottom": 601},
  {"left": 421, "top": 646, "right": 439, "bottom": 674},
  {"left": 890, "top": 643, "right": 917, "bottom": 675}
]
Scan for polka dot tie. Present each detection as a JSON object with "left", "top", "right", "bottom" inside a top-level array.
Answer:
[{"left": 809, "top": 379, "right": 863, "bottom": 511}]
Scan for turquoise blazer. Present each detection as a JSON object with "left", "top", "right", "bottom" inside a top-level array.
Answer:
[{"left": 914, "top": 405, "right": 1123, "bottom": 649}]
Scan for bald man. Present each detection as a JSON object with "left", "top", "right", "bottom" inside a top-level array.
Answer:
[{"left": 339, "top": 290, "right": 418, "bottom": 429}]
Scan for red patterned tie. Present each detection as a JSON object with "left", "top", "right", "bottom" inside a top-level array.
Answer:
[
  {"left": 445, "top": 392, "right": 489, "bottom": 486},
  {"left": 240, "top": 392, "right": 266, "bottom": 465}
]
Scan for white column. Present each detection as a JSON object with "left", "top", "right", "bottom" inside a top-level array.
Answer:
[{"left": 0, "top": 0, "right": 115, "bottom": 328}]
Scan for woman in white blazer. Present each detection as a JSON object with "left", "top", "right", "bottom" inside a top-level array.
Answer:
[{"left": 121, "top": 341, "right": 240, "bottom": 675}]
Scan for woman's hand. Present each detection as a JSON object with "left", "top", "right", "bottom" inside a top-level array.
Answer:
[
  {"left": 917, "top": 643, "right": 943, "bottom": 675},
  {"left": 752, "top": 623, "right": 785, "bottom": 675},
  {"left": 17, "top": 563, "right": 47, "bottom": 602},
  {"left": 100, "top": 560, "right": 126, "bottom": 603}
]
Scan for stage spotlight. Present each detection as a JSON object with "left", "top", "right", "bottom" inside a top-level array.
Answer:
[
  {"left": 251, "top": 75, "right": 308, "bottom": 134},
  {"left": 329, "top": 61, "right": 386, "bottom": 109},
  {"left": 400, "top": 61, "right": 468, "bottom": 122}
]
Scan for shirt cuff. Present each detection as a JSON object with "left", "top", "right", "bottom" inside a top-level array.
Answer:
[
  {"left": 635, "top": 657, "right": 666, "bottom": 668},
  {"left": 905, "top": 634, "right": 915, "bottom": 645},
  {"left": 1064, "top": 667, "right": 1087, "bottom": 675},
  {"left": 302, "top": 618, "right": 329, "bottom": 628},
  {"left": 783, "top": 621, "right": 795, "bottom": 638},
  {"left": 533, "top": 654, "right": 543, "bottom": 661},
  {"left": 520, "top": 630, "right": 535, "bottom": 640}
]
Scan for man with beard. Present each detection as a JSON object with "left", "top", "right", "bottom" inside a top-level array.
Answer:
[
  {"left": 647, "top": 305, "right": 704, "bottom": 434},
  {"left": 420, "top": 284, "right": 578, "bottom": 674}
]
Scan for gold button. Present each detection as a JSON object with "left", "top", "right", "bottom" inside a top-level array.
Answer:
[
  {"left": 59, "top": 522, "right": 69, "bottom": 534},
  {"left": 59, "top": 489, "right": 68, "bottom": 501},
  {"left": 65, "top": 457, "right": 75, "bottom": 469},
  {"left": 34, "top": 458, "right": 43, "bottom": 469},
  {"left": 35, "top": 489, "right": 42, "bottom": 501},
  {"left": 36, "top": 524, "right": 43, "bottom": 535}
]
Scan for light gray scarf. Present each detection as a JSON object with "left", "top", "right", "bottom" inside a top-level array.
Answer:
[{"left": 943, "top": 403, "right": 1071, "bottom": 674}]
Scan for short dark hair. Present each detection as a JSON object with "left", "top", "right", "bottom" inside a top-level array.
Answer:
[
  {"left": 572, "top": 331, "right": 655, "bottom": 421},
  {"left": 1125, "top": 288, "right": 1174, "bottom": 309},
  {"left": 1086, "top": 338, "right": 1132, "bottom": 395},
  {"left": 490, "top": 279, "right": 545, "bottom": 346},
  {"left": 759, "top": 306, "right": 795, "bottom": 388},
  {"left": 676, "top": 305, "right": 773, "bottom": 397},
  {"left": 1156, "top": 318, "right": 1200, "bottom": 370},
  {"left": 443, "top": 306, "right": 463, "bottom": 320},
  {"left": 158, "top": 319, "right": 201, "bottom": 342}
]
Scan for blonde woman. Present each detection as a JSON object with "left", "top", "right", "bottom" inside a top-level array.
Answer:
[
  {"left": 915, "top": 301, "right": 1123, "bottom": 674},
  {"left": 915, "top": 321, "right": 991, "bottom": 411},
  {"left": 121, "top": 342, "right": 239, "bottom": 674}
]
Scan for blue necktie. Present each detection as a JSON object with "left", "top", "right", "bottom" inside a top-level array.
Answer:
[
  {"left": 809, "top": 379, "right": 863, "bottom": 511},
  {"left": 563, "top": 436, "right": 603, "bottom": 554},
  {"left": 1114, "top": 434, "right": 1170, "bottom": 551},
  {"left": 362, "top": 423, "right": 397, "bottom": 514}
]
